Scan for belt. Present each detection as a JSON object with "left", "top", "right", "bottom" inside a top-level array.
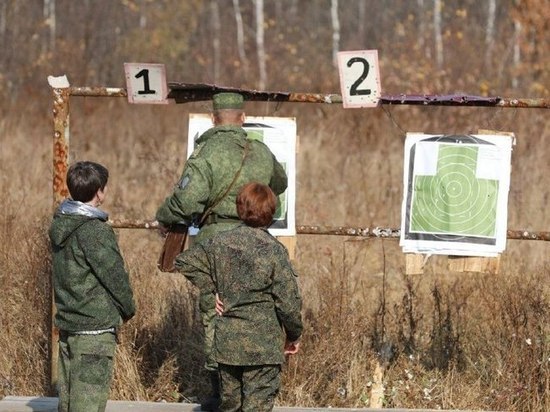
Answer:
[
  {"left": 62, "top": 327, "right": 116, "bottom": 336},
  {"left": 202, "top": 214, "right": 242, "bottom": 226}
]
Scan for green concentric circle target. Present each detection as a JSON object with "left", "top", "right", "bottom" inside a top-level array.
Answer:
[{"left": 410, "top": 143, "right": 499, "bottom": 238}]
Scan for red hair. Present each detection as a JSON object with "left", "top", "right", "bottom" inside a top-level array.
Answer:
[{"left": 236, "top": 182, "right": 277, "bottom": 227}]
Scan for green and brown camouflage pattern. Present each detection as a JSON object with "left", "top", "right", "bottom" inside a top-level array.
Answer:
[
  {"left": 212, "top": 92, "right": 244, "bottom": 110},
  {"left": 219, "top": 363, "right": 281, "bottom": 412},
  {"left": 176, "top": 225, "right": 303, "bottom": 366},
  {"left": 155, "top": 125, "right": 288, "bottom": 244},
  {"left": 49, "top": 209, "right": 135, "bottom": 332},
  {"left": 57, "top": 332, "right": 116, "bottom": 412}
]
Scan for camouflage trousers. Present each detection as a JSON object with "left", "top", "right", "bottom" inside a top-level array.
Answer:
[
  {"left": 218, "top": 364, "right": 281, "bottom": 412},
  {"left": 57, "top": 331, "right": 116, "bottom": 412}
]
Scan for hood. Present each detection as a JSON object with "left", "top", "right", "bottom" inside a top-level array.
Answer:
[{"left": 49, "top": 199, "right": 108, "bottom": 247}]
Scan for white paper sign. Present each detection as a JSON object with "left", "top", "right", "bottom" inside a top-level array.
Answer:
[
  {"left": 187, "top": 114, "right": 296, "bottom": 237},
  {"left": 124, "top": 63, "right": 168, "bottom": 104},
  {"left": 337, "top": 50, "right": 381, "bottom": 108}
]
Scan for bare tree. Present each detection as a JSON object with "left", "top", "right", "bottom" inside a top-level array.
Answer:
[
  {"left": 254, "top": 0, "right": 266, "bottom": 90},
  {"left": 43, "top": 0, "right": 56, "bottom": 52},
  {"left": 331, "top": 0, "right": 340, "bottom": 67},
  {"left": 485, "top": 0, "right": 496, "bottom": 68},
  {"left": 417, "top": 0, "right": 431, "bottom": 59},
  {"left": 289, "top": 0, "right": 298, "bottom": 21},
  {"left": 512, "top": 20, "right": 522, "bottom": 88},
  {"left": 211, "top": 0, "right": 221, "bottom": 83},
  {"left": 357, "top": 0, "right": 365, "bottom": 41},
  {"left": 233, "top": 0, "right": 248, "bottom": 80},
  {"left": 433, "top": 0, "right": 443, "bottom": 69},
  {"left": 0, "top": 1, "right": 6, "bottom": 51}
]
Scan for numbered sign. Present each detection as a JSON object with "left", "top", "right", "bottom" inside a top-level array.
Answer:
[
  {"left": 337, "top": 50, "right": 381, "bottom": 108},
  {"left": 124, "top": 63, "right": 168, "bottom": 104}
]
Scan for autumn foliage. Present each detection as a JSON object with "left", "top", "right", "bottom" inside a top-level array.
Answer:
[{"left": 0, "top": 1, "right": 548, "bottom": 411}]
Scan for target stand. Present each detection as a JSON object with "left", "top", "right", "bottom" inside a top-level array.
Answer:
[
  {"left": 404, "top": 129, "right": 514, "bottom": 276},
  {"left": 405, "top": 253, "right": 501, "bottom": 275}
]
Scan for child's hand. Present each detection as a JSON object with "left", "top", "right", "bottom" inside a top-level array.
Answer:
[{"left": 284, "top": 339, "right": 300, "bottom": 355}]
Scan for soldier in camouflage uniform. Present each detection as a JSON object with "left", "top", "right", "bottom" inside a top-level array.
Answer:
[
  {"left": 176, "top": 183, "right": 303, "bottom": 412},
  {"left": 49, "top": 161, "right": 136, "bottom": 412},
  {"left": 156, "top": 92, "right": 287, "bottom": 410}
]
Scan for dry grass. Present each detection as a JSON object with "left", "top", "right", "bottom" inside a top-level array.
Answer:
[{"left": 1, "top": 95, "right": 549, "bottom": 411}]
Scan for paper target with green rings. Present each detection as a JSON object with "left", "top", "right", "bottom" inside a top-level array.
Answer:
[{"left": 400, "top": 133, "right": 514, "bottom": 257}]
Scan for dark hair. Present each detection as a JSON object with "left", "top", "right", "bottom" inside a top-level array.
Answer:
[
  {"left": 67, "top": 161, "right": 109, "bottom": 202},
  {"left": 236, "top": 182, "right": 276, "bottom": 228}
]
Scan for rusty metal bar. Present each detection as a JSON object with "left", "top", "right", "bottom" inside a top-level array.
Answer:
[
  {"left": 382, "top": 94, "right": 550, "bottom": 108},
  {"left": 52, "top": 87, "right": 70, "bottom": 204},
  {"left": 108, "top": 220, "right": 550, "bottom": 241},
  {"left": 64, "top": 83, "right": 550, "bottom": 109},
  {"left": 109, "top": 219, "right": 160, "bottom": 229},
  {"left": 69, "top": 86, "right": 127, "bottom": 97},
  {"left": 297, "top": 225, "right": 401, "bottom": 238},
  {"left": 167, "top": 82, "right": 550, "bottom": 109},
  {"left": 495, "top": 98, "right": 550, "bottom": 109},
  {"left": 506, "top": 230, "right": 550, "bottom": 241},
  {"left": 49, "top": 80, "right": 72, "bottom": 397}
]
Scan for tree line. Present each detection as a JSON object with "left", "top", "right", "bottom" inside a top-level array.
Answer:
[{"left": 1, "top": 0, "right": 548, "bottom": 102}]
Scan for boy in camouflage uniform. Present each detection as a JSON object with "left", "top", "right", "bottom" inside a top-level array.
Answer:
[
  {"left": 49, "top": 161, "right": 136, "bottom": 412},
  {"left": 176, "top": 183, "right": 303, "bottom": 412},
  {"left": 156, "top": 92, "right": 287, "bottom": 410}
]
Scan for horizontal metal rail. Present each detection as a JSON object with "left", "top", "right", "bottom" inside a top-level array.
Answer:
[
  {"left": 108, "top": 220, "right": 550, "bottom": 241},
  {"left": 70, "top": 87, "right": 128, "bottom": 97},
  {"left": 68, "top": 85, "right": 550, "bottom": 109}
]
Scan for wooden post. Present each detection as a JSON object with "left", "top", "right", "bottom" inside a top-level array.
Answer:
[
  {"left": 277, "top": 236, "right": 297, "bottom": 260},
  {"left": 405, "top": 253, "right": 428, "bottom": 275},
  {"left": 369, "top": 361, "right": 385, "bottom": 407}
]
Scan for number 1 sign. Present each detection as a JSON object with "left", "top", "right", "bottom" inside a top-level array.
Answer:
[
  {"left": 337, "top": 50, "right": 381, "bottom": 108},
  {"left": 124, "top": 63, "right": 168, "bottom": 104}
]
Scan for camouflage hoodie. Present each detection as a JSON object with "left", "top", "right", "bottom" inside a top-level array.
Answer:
[{"left": 49, "top": 200, "right": 135, "bottom": 332}]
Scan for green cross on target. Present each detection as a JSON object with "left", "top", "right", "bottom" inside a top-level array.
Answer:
[{"left": 410, "top": 144, "right": 499, "bottom": 237}]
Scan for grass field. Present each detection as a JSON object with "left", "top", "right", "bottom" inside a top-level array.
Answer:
[{"left": 1, "top": 96, "right": 549, "bottom": 411}]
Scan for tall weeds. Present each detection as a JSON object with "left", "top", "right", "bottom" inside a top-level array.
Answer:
[{"left": 1, "top": 95, "right": 549, "bottom": 411}]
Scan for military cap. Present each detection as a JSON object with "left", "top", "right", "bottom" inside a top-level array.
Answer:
[{"left": 212, "top": 92, "right": 244, "bottom": 110}]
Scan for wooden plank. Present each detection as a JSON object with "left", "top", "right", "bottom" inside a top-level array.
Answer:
[
  {"left": 277, "top": 236, "right": 297, "bottom": 260},
  {"left": 369, "top": 362, "right": 385, "bottom": 408},
  {"left": 448, "top": 255, "right": 500, "bottom": 274},
  {"left": 405, "top": 253, "right": 426, "bottom": 275}
]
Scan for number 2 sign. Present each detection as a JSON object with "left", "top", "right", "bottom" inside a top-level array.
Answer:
[
  {"left": 124, "top": 63, "right": 168, "bottom": 104},
  {"left": 337, "top": 50, "right": 381, "bottom": 108}
]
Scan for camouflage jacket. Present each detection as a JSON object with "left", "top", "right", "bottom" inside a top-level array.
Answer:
[
  {"left": 49, "top": 200, "right": 135, "bottom": 332},
  {"left": 175, "top": 225, "right": 303, "bottom": 365},
  {"left": 156, "top": 125, "right": 287, "bottom": 244}
]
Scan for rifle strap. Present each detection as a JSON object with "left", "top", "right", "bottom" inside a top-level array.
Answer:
[{"left": 199, "top": 140, "right": 250, "bottom": 227}]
